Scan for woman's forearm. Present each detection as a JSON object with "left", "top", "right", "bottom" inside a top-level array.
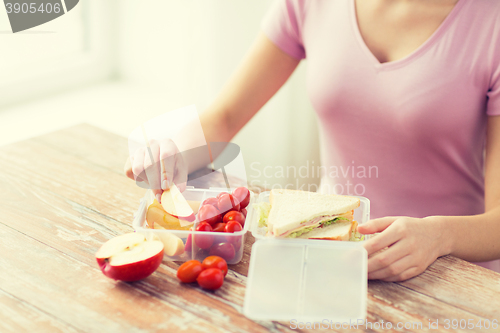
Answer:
[
  {"left": 177, "top": 33, "right": 300, "bottom": 174},
  {"left": 433, "top": 206, "right": 500, "bottom": 262}
]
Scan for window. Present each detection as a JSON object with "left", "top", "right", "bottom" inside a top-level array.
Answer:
[{"left": 0, "top": 0, "right": 116, "bottom": 108}]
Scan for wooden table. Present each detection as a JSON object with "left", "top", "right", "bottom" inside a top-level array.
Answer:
[{"left": 1, "top": 124, "right": 499, "bottom": 333}]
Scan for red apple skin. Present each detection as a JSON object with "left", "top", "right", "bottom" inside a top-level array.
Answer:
[
  {"left": 185, "top": 234, "right": 193, "bottom": 252},
  {"left": 170, "top": 212, "right": 196, "bottom": 222},
  {"left": 96, "top": 249, "right": 164, "bottom": 282}
]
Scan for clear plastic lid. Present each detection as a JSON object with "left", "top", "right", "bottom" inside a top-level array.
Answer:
[{"left": 243, "top": 239, "right": 367, "bottom": 322}]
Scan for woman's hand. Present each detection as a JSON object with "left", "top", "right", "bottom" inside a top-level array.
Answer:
[
  {"left": 124, "top": 139, "right": 187, "bottom": 202},
  {"left": 357, "top": 216, "right": 450, "bottom": 282}
]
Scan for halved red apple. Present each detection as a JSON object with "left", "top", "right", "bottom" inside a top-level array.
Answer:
[
  {"left": 95, "top": 233, "right": 164, "bottom": 282},
  {"left": 161, "top": 184, "right": 195, "bottom": 223}
]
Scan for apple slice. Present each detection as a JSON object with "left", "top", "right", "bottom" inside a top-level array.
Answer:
[
  {"left": 187, "top": 200, "right": 201, "bottom": 214},
  {"left": 95, "top": 233, "right": 164, "bottom": 282},
  {"left": 161, "top": 184, "right": 194, "bottom": 220},
  {"left": 146, "top": 200, "right": 192, "bottom": 230},
  {"left": 156, "top": 232, "right": 185, "bottom": 256}
]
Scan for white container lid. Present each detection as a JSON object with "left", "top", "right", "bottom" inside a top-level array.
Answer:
[{"left": 243, "top": 239, "right": 367, "bottom": 323}]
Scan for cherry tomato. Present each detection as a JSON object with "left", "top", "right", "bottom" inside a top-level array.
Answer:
[
  {"left": 212, "top": 222, "right": 227, "bottom": 233},
  {"left": 195, "top": 222, "right": 214, "bottom": 249},
  {"left": 177, "top": 260, "right": 203, "bottom": 283},
  {"left": 218, "top": 193, "right": 240, "bottom": 214},
  {"left": 223, "top": 211, "right": 246, "bottom": 227},
  {"left": 197, "top": 205, "right": 221, "bottom": 226},
  {"left": 225, "top": 222, "right": 243, "bottom": 248},
  {"left": 209, "top": 242, "right": 235, "bottom": 261},
  {"left": 225, "top": 220, "right": 242, "bottom": 233},
  {"left": 232, "top": 187, "right": 250, "bottom": 209},
  {"left": 216, "top": 192, "right": 228, "bottom": 199},
  {"left": 241, "top": 208, "right": 247, "bottom": 218},
  {"left": 202, "top": 256, "right": 228, "bottom": 276},
  {"left": 202, "top": 197, "right": 219, "bottom": 208},
  {"left": 196, "top": 222, "right": 212, "bottom": 232},
  {"left": 195, "top": 249, "right": 210, "bottom": 261},
  {"left": 197, "top": 268, "right": 224, "bottom": 290},
  {"left": 227, "top": 234, "right": 242, "bottom": 248},
  {"left": 185, "top": 234, "right": 193, "bottom": 252}
]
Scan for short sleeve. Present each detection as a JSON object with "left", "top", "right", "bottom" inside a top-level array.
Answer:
[
  {"left": 486, "top": 67, "right": 500, "bottom": 116},
  {"left": 261, "top": 0, "right": 306, "bottom": 60},
  {"left": 486, "top": 25, "right": 500, "bottom": 116}
]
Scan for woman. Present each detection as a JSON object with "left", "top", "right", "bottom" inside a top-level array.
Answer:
[{"left": 125, "top": 0, "right": 500, "bottom": 281}]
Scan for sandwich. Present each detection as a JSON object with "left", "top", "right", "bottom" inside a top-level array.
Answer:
[{"left": 254, "top": 189, "right": 363, "bottom": 241}]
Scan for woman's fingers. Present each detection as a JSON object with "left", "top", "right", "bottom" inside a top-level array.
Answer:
[
  {"left": 357, "top": 216, "right": 399, "bottom": 234},
  {"left": 363, "top": 220, "right": 402, "bottom": 256},
  {"left": 381, "top": 265, "right": 422, "bottom": 282},
  {"left": 152, "top": 189, "right": 162, "bottom": 203},
  {"left": 367, "top": 239, "right": 411, "bottom": 273},
  {"left": 126, "top": 139, "right": 185, "bottom": 199},
  {"left": 173, "top": 151, "right": 188, "bottom": 192},
  {"left": 160, "top": 140, "right": 177, "bottom": 190},
  {"left": 143, "top": 141, "right": 162, "bottom": 190},
  {"left": 368, "top": 252, "right": 413, "bottom": 280},
  {"left": 124, "top": 156, "right": 135, "bottom": 180},
  {"left": 131, "top": 148, "right": 147, "bottom": 183}
]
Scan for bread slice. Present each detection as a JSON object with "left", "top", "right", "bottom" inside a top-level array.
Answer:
[
  {"left": 298, "top": 220, "right": 358, "bottom": 241},
  {"left": 268, "top": 189, "right": 360, "bottom": 237}
]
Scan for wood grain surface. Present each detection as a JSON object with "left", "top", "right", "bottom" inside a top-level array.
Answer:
[{"left": 0, "top": 124, "right": 498, "bottom": 333}]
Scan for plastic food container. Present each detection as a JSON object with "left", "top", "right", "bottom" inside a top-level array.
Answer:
[
  {"left": 243, "top": 191, "right": 370, "bottom": 322},
  {"left": 248, "top": 191, "right": 371, "bottom": 240},
  {"left": 243, "top": 239, "right": 367, "bottom": 322},
  {"left": 132, "top": 186, "right": 253, "bottom": 265}
]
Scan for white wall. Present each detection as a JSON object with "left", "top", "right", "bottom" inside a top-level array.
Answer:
[
  {"left": 0, "top": 0, "right": 321, "bottom": 189},
  {"left": 117, "top": 0, "right": 320, "bottom": 189}
]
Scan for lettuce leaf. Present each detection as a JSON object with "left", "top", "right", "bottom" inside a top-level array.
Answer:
[
  {"left": 321, "top": 216, "right": 350, "bottom": 227},
  {"left": 288, "top": 227, "right": 315, "bottom": 238},
  {"left": 254, "top": 202, "right": 271, "bottom": 228},
  {"left": 288, "top": 216, "right": 352, "bottom": 238},
  {"left": 350, "top": 230, "right": 365, "bottom": 242}
]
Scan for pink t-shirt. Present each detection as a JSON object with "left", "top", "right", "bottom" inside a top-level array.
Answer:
[{"left": 262, "top": 0, "right": 500, "bottom": 272}]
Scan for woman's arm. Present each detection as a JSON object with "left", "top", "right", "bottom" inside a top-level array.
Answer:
[
  {"left": 125, "top": 33, "right": 300, "bottom": 182},
  {"left": 202, "top": 33, "right": 300, "bottom": 140},
  {"left": 358, "top": 116, "right": 500, "bottom": 281},
  {"left": 184, "top": 32, "right": 301, "bottom": 173},
  {"left": 441, "top": 115, "right": 500, "bottom": 261}
]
